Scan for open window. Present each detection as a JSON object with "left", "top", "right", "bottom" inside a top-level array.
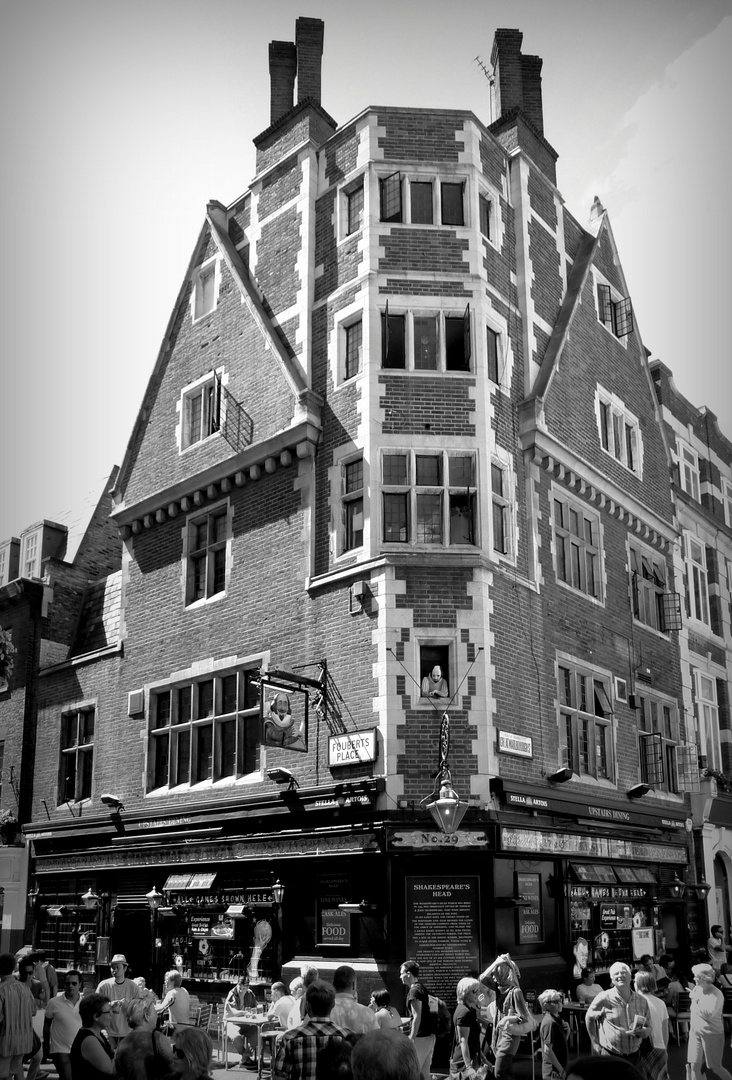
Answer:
[{"left": 419, "top": 645, "right": 451, "bottom": 703}]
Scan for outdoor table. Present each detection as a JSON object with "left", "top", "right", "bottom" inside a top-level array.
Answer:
[{"left": 225, "top": 1013, "right": 281, "bottom": 1077}]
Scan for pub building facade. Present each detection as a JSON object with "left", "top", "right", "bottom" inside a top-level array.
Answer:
[{"left": 22, "top": 17, "right": 712, "bottom": 1006}]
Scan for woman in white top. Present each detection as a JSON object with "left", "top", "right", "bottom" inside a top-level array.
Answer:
[
  {"left": 708, "top": 926, "right": 728, "bottom": 973},
  {"left": 688, "top": 963, "right": 732, "bottom": 1080},
  {"left": 634, "top": 971, "right": 669, "bottom": 1080}
]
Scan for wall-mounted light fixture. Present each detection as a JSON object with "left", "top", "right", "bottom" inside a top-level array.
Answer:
[
  {"left": 420, "top": 714, "right": 468, "bottom": 835},
  {"left": 627, "top": 783, "right": 651, "bottom": 799},
  {"left": 99, "top": 793, "right": 125, "bottom": 812},
  {"left": 267, "top": 767, "right": 299, "bottom": 791},
  {"left": 663, "top": 876, "right": 686, "bottom": 900},
  {"left": 272, "top": 880, "right": 285, "bottom": 907},
  {"left": 547, "top": 767, "right": 573, "bottom": 783},
  {"left": 690, "top": 880, "right": 711, "bottom": 900}
]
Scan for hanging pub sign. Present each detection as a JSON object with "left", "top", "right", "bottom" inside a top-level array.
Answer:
[{"left": 260, "top": 680, "right": 308, "bottom": 753}]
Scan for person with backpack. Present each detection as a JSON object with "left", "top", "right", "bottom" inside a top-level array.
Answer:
[
  {"left": 399, "top": 960, "right": 434, "bottom": 1080},
  {"left": 480, "top": 954, "right": 535, "bottom": 1079}
]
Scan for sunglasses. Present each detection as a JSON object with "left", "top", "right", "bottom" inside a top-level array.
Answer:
[{"left": 172, "top": 1048, "right": 187, "bottom": 1061}]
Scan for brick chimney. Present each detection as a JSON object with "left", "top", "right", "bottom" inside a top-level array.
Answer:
[
  {"left": 489, "top": 28, "right": 557, "bottom": 183},
  {"left": 295, "top": 17, "right": 324, "bottom": 104},
  {"left": 269, "top": 40, "right": 297, "bottom": 125}
]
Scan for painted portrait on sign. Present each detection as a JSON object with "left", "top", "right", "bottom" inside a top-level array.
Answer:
[{"left": 261, "top": 683, "right": 308, "bottom": 753}]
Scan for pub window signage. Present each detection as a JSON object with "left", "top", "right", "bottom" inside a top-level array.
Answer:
[{"left": 515, "top": 872, "right": 543, "bottom": 943}]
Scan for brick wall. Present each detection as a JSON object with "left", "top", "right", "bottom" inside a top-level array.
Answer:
[{"left": 122, "top": 244, "right": 297, "bottom": 508}]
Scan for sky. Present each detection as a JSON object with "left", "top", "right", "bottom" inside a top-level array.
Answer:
[{"left": 1, "top": 0, "right": 730, "bottom": 545}]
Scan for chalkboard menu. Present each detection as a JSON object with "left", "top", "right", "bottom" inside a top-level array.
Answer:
[
  {"left": 405, "top": 877, "right": 480, "bottom": 1006},
  {"left": 515, "top": 872, "right": 543, "bottom": 943}
]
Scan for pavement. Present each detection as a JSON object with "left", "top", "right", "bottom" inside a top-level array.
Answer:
[{"left": 31, "top": 1034, "right": 732, "bottom": 1080}]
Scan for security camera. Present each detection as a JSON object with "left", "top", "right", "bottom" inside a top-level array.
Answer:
[{"left": 100, "top": 793, "right": 125, "bottom": 811}]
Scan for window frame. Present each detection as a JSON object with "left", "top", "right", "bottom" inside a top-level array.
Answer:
[
  {"left": 343, "top": 318, "right": 363, "bottom": 381},
  {"left": 685, "top": 534, "right": 710, "bottom": 626},
  {"left": 557, "top": 658, "right": 615, "bottom": 783},
  {"left": 20, "top": 528, "right": 41, "bottom": 580},
  {"left": 596, "top": 388, "right": 642, "bottom": 476},
  {"left": 440, "top": 181, "right": 465, "bottom": 226},
  {"left": 381, "top": 449, "right": 478, "bottom": 549},
  {"left": 695, "top": 670, "right": 722, "bottom": 772},
  {"left": 183, "top": 501, "right": 231, "bottom": 608},
  {"left": 479, "top": 193, "right": 492, "bottom": 241},
  {"left": 381, "top": 306, "right": 472, "bottom": 373},
  {"left": 179, "top": 370, "right": 224, "bottom": 453},
  {"left": 678, "top": 441, "right": 701, "bottom": 501},
  {"left": 58, "top": 706, "right": 95, "bottom": 805},
  {"left": 629, "top": 539, "right": 667, "bottom": 633},
  {"left": 346, "top": 184, "right": 364, "bottom": 236},
  {"left": 552, "top": 490, "right": 603, "bottom": 602},
  {"left": 490, "top": 457, "right": 513, "bottom": 559},
  {"left": 596, "top": 280, "right": 633, "bottom": 339},
  {"left": 147, "top": 668, "right": 261, "bottom": 792},
  {"left": 192, "top": 256, "right": 220, "bottom": 323},
  {"left": 342, "top": 457, "right": 364, "bottom": 553},
  {"left": 637, "top": 692, "right": 680, "bottom": 794},
  {"left": 723, "top": 479, "right": 732, "bottom": 528}
]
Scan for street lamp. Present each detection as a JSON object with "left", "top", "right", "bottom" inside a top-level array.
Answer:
[
  {"left": 81, "top": 887, "right": 101, "bottom": 910},
  {"left": 146, "top": 886, "right": 163, "bottom": 989},
  {"left": 420, "top": 714, "right": 468, "bottom": 835}
]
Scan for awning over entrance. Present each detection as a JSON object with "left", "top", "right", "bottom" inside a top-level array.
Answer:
[
  {"left": 571, "top": 864, "right": 658, "bottom": 885},
  {"left": 162, "top": 872, "right": 217, "bottom": 891}
]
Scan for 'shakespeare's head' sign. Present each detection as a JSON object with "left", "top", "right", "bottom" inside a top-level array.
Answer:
[{"left": 261, "top": 681, "right": 308, "bottom": 753}]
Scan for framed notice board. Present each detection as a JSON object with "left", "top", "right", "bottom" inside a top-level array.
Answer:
[{"left": 515, "top": 872, "right": 543, "bottom": 943}]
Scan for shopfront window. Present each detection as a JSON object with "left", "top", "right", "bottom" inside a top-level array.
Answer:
[{"left": 570, "top": 864, "right": 658, "bottom": 977}]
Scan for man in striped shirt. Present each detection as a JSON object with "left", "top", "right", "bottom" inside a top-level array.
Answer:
[{"left": 274, "top": 982, "right": 347, "bottom": 1080}]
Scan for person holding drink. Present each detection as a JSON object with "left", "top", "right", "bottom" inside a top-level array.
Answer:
[
  {"left": 585, "top": 962, "right": 649, "bottom": 1069},
  {"left": 95, "top": 955, "right": 139, "bottom": 1049}
]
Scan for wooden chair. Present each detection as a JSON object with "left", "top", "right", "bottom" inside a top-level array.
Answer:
[
  {"left": 187, "top": 995, "right": 202, "bottom": 1026},
  {"left": 197, "top": 1003, "right": 212, "bottom": 1030},
  {"left": 669, "top": 990, "right": 691, "bottom": 1043}
]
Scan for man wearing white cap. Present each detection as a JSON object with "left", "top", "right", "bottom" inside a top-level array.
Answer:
[
  {"left": 585, "top": 961, "right": 650, "bottom": 1068},
  {"left": 95, "top": 954, "right": 138, "bottom": 1048}
]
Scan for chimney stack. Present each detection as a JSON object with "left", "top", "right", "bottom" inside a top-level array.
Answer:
[
  {"left": 489, "top": 28, "right": 556, "bottom": 182},
  {"left": 296, "top": 17, "right": 324, "bottom": 104},
  {"left": 269, "top": 40, "right": 297, "bottom": 125}
]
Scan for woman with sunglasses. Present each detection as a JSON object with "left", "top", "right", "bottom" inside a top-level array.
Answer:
[
  {"left": 69, "top": 994, "right": 114, "bottom": 1080},
  {"left": 170, "top": 1028, "right": 214, "bottom": 1080}
]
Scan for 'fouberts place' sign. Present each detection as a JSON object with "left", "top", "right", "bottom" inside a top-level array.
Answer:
[{"left": 328, "top": 730, "right": 377, "bottom": 767}]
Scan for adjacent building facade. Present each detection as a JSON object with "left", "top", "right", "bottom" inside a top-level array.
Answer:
[{"left": 16, "top": 19, "right": 731, "bottom": 1002}]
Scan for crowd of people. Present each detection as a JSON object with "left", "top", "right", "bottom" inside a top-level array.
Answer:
[{"left": 2, "top": 939, "right": 732, "bottom": 1080}]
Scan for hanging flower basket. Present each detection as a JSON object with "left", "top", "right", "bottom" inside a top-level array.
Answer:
[
  {"left": 0, "top": 810, "right": 18, "bottom": 845},
  {"left": 0, "top": 628, "right": 15, "bottom": 686}
]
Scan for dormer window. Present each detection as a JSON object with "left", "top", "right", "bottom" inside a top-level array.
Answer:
[
  {"left": 192, "top": 257, "right": 220, "bottom": 322},
  {"left": 20, "top": 530, "right": 41, "bottom": 579}
]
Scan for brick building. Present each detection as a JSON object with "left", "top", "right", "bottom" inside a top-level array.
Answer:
[
  {"left": 21, "top": 19, "right": 723, "bottom": 1000},
  {"left": 651, "top": 361, "right": 732, "bottom": 935},
  {"left": 0, "top": 472, "right": 120, "bottom": 952}
]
